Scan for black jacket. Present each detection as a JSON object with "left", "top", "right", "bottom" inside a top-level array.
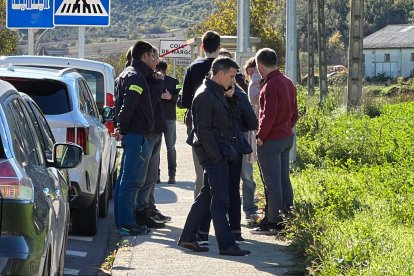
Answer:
[
  {"left": 161, "top": 75, "right": 180, "bottom": 120},
  {"left": 192, "top": 78, "right": 236, "bottom": 164},
  {"left": 181, "top": 57, "right": 215, "bottom": 109},
  {"left": 148, "top": 75, "right": 166, "bottom": 133},
  {"left": 115, "top": 59, "right": 154, "bottom": 135}
]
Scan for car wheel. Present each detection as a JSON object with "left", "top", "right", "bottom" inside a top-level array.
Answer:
[{"left": 71, "top": 186, "right": 99, "bottom": 236}]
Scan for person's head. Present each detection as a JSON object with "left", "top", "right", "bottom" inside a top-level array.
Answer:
[
  {"left": 125, "top": 46, "right": 133, "bottom": 67},
  {"left": 244, "top": 56, "right": 256, "bottom": 78},
  {"left": 218, "top": 48, "right": 232, "bottom": 58},
  {"left": 210, "top": 56, "right": 240, "bottom": 90},
  {"left": 201, "top": 31, "right": 221, "bottom": 54},
  {"left": 255, "top": 48, "right": 278, "bottom": 78},
  {"left": 131, "top": 40, "right": 158, "bottom": 71},
  {"left": 156, "top": 59, "right": 168, "bottom": 75}
]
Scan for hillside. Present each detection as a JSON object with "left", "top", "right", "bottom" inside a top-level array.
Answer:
[{"left": 32, "top": 0, "right": 214, "bottom": 44}]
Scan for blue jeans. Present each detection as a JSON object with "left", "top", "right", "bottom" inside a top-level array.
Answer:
[
  {"left": 180, "top": 158, "right": 236, "bottom": 250},
  {"left": 257, "top": 136, "right": 294, "bottom": 224},
  {"left": 135, "top": 133, "right": 162, "bottom": 211},
  {"left": 114, "top": 133, "right": 149, "bottom": 227},
  {"left": 163, "top": 119, "right": 177, "bottom": 178},
  {"left": 240, "top": 155, "right": 258, "bottom": 216}
]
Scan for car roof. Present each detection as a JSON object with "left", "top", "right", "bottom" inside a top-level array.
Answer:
[
  {"left": 0, "top": 55, "right": 114, "bottom": 72},
  {"left": 0, "top": 65, "right": 82, "bottom": 81}
]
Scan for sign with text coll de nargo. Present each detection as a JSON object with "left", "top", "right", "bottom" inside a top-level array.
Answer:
[
  {"left": 6, "top": 0, "right": 110, "bottom": 29},
  {"left": 159, "top": 40, "right": 192, "bottom": 59}
]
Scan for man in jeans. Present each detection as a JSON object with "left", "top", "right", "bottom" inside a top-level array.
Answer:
[
  {"left": 113, "top": 41, "right": 158, "bottom": 236},
  {"left": 251, "top": 48, "right": 298, "bottom": 235},
  {"left": 157, "top": 60, "right": 181, "bottom": 184}
]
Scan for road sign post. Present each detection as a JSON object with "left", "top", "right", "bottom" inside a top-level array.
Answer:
[
  {"left": 6, "top": 0, "right": 54, "bottom": 29},
  {"left": 54, "top": 0, "right": 110, "bottom": 26}
]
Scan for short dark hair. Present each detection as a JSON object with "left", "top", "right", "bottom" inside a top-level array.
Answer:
[
  {"left": 219, "top": 48, "right": 232, "bottom": 58},
  {"left": 244, "top": 56, "right": 256, "bottom": 70},
  {"left": 202, "top": 31, "right": 220, "bottom": 53},
  {"left": 255, "top": 48, "right": 278, "bottom": 67},
  {"left": 156, "top": 60, "right": 168, "bottom": 72},
  {"left": 211, "top": 56, "right": 239, "bottom": 75},
  {"left": 131, "top": 40, "right": 155, "bottom": 60}
]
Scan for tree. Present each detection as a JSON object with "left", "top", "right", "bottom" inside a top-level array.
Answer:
[
  {"left": 327, "top": 31, "right": 346, "bottom": 65},
  {"left": 0, "top": 1, "right": 18, "bottom": 55},
  {"left": 191, "top": 0, "right": 285, "bottom": 63}
]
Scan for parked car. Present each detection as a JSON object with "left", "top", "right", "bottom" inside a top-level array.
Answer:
[
  {"left": 0, "top": 55, "right": 119, "bottom": 186},
  {"left": 0, "top": 80, "right": 82, "bottom": 275},
  {"left": 0, "top": 65, "right": 114, "bottom": 235}
]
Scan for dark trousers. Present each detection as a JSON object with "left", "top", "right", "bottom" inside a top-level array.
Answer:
[
  {"left": 180, "top": 159, "right": 236, "bottom": 250},
  {"left": 198, "top": 153, "right": 243, "bottom": 235}
]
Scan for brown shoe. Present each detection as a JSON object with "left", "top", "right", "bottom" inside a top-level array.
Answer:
[
  {"left": 177, "top": 240, "right": 209, "bottom": 252},
  {"left": 168, "top": 177, "right": 176, "bottom": 184}
]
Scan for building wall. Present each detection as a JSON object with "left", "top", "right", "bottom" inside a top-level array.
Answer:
[{"left": 363, "top": 48, "right": 414, "bottom": 78}]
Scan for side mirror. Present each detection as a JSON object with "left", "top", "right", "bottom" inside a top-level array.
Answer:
[
  {"left": 53, "top": 143, "right": 83, "bottom": 169},
  {"left": 102, "top": 106, "right": 115, "bottom": 123}
]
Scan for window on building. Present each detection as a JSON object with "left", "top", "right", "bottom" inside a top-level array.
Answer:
[{"left": 384, "top": 54, "right": 390, "bottom": 62}]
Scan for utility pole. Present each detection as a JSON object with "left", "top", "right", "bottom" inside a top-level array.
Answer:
[
  {"left": 347, "top": 0, "right": 364, "bottom": 110},
  {"left": 307, "top": 0, "right": 315, "bottom": 96},
  {"left": 286, "top": 0, "right": 297, "bottom": 162},
  {"left": 316, "top": 0, "right": 328, "bottom": 105},
  {"left": 237, "top": 0, "right": 250, "bottom": 52}
]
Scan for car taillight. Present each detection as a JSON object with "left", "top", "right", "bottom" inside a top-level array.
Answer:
[
  {"left": 66, "top": 127, "right": 88, "bottom": 154},
  {"left": 105, "top": 92, "right": 115, "bottom": 134},
  {"left": 0, "top": 159, "right": 33, "bottom": 200}
]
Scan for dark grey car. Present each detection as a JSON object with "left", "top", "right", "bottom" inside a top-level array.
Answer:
[{"left": 0, "top": 80, "right": 82, "bottom": 275}]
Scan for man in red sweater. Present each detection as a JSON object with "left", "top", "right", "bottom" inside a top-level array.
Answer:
[{"left": 251, "top": 48, "right": 298, "bottom": 234}]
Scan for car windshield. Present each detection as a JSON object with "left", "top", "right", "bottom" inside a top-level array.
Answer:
[{"left": 0, "top": 78, "right": 71, "bottom": 115}]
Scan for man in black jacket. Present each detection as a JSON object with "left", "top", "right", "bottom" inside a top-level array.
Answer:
[
  {"left": 181, "top": 30, "right": 221, "bottom": 200},
  {"left": 156, "top": 60, "right": 181, "bottom": 184},
  {"left": 113, "top": 40, "right": 158, "bottom": 236},
  {"left": 178, "top": 57, "right": 251, "bottom": 256}
]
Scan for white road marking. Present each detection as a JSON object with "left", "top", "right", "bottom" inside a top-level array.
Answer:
[
  {"left": 68, "top": 235, "right": 94, "bottom": 242},
  {"left": 66, "top": 250, "right": 87, "bottom": 257}
]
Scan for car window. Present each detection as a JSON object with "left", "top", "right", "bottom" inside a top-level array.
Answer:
[
  {"left": 1, "top": 78, "right": 71, "bottom": 115},
  {"left": 5, "top": 97, "right": 44, "bottom": 165},
  {"left": 75, "top": 69, "right": 105, "bottom": 113},
  {"left": 79, "top": 79, "right": 99, "bottom": 118},
  {"left": 25, "top": 100, "right": 55, "bottom": 161}
]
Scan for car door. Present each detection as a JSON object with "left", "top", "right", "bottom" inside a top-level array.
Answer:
[
  {"left": 78, "top": 79, "right": 110, "bottom": 195},
  {"left": 23, "top": 98, "right": 70, "bottom": 250}
]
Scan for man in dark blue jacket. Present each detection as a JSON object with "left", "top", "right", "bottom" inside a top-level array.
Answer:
[
  {"left": 178, "top": 57, "right": 251, "bottom": 256},
  {"left": 113, "top": 40, "right": 158, "bottom": 236},
  {"left": 156, "top": 60, "right": 181, "bottom": 184}
]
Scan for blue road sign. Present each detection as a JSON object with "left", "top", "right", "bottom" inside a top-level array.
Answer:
[
  {"left": 54, "top": 0, "right": 110, "bottom": 26},
  {"left": 6, "top": 0, "right": 54, "bottom": 29}
]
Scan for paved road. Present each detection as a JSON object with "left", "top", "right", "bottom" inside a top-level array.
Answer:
[{"left": 111, "top": 122, "right": 301, "bottom": 275}]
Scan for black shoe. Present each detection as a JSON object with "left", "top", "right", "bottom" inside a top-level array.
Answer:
[
  {"left": 135, "top": 210, "right": 165, "bottom": 228},
  {"left": 233, "top": 233, "right": 245, "bottom": 245},
  {"left": 250, "top": 222, "right": 283, "bottom": 235},
  {"left": 117, "top": 225, "right": 151, "bottom": 236},
  {"left": 146, "top": 208, "right": 171, "bottom": 223},
  {"left": 219, "top": 245, "right": 251, "bottom": 256},
  {"left": 177, "top": 240, "right": 209, "bottom": 252},
  {"left": 195, "top": 233, "right": 209, "bottom": 245},
  {"left": 167, "top": 177, "right": 176, "bottom": 184}
]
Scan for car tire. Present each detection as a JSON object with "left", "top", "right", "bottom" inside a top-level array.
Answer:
[{"left": 71, "top": 186, "right": 99, "bottom": 236}]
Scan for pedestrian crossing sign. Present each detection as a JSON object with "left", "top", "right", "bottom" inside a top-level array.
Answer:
[
  {"left": 6, "top": 0, "right": 55, "bottom": 29},
  {"left": 54, "top": 0, "right": 110, "bottom": 26}
]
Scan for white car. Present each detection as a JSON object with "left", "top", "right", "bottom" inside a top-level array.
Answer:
[
  {"left": 0, "top": 55, "right": 118, "bottom": 187},
  {"left": 0, "top": 65, "right": 113, "bottom": 236}
]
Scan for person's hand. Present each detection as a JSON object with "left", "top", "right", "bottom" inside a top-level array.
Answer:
[
  {"left": 112, "top": 130, "right": 124, "bottom": 142},
  {"left": 224, "top": 85, "right": 235, "bottom": 98},
  {"left": 161, "top": 90, "right": 173, "bottom": 100},
  {"left": 256, "top": 137, "right": 263, "bottom": 146},
  {"left": 153, "top": 71, "right": 164, "bottom": 80}
]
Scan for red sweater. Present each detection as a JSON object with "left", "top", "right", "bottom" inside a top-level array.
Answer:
[{"left": 257, "top": 69, "right": 298, "bottom": 141}]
